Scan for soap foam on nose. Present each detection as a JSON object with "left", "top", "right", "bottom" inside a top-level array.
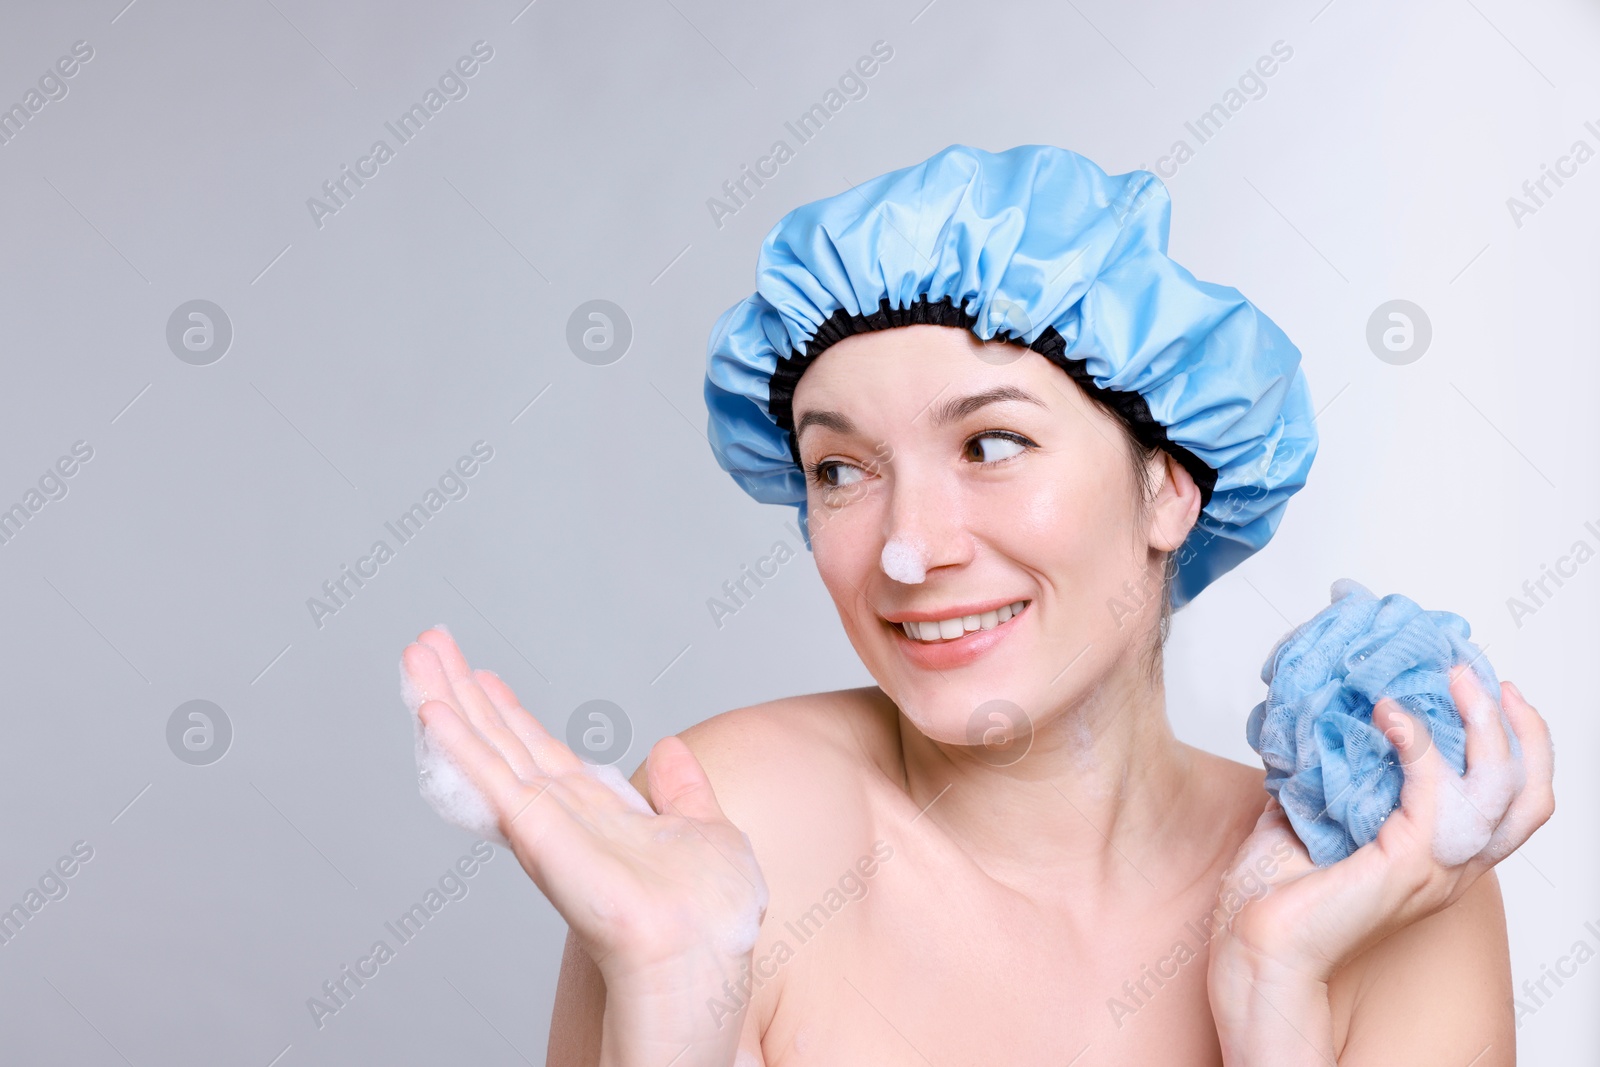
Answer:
[
  {"left": 402, "top": 662, "right": 510, "bottom": 849},
  {"left": 881, "top": 538, "right": 927, "bottom": 584}
]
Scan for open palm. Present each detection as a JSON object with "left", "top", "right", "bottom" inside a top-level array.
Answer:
[{"left": 401, "top": 628, "right": 769, "bottom": 981}]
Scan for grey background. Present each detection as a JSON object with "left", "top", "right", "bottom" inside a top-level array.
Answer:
[{"left": 1, "top": 0, "right": 1595, "bottom": 1062}]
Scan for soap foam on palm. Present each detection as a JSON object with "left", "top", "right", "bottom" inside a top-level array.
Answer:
[
  {"left": 578, "top": 760, "right": 655, "bottom": 816},
  {"left": 403, "top": 645, "right": 658, "bottom": 845},
  {"left": 402, "top": 663, "right": 511, "bottom": 848}
]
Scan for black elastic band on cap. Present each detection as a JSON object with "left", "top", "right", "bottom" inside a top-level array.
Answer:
[{"left": 767, "top": 295, "right": 1218, "bottom": 508}]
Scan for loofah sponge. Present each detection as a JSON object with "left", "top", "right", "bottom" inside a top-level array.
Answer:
[{"left": 1246, "top": 580, "right": 1521, "bottom": 866}]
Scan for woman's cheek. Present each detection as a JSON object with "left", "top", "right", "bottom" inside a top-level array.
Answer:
[
  {"left": 992, "top": 474, "right": 1091, "bottom": 550},
  {"left": 991, "top": 470, "right": 1138, "bottom": 602},
  {"left": 812, "top": 493, "right": 884, "bottom": 594}
]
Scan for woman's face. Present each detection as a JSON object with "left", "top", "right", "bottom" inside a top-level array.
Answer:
[{"left": 791, "top": 325, "right": 1198, "bottom": 752}]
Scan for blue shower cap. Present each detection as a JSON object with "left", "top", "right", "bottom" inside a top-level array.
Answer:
[
  {"left": 703, "top": 143, "right": 1317, "bottom": 606},
  {"left": 1247, "top": 579, "right": 1518, "bottom": 866}
]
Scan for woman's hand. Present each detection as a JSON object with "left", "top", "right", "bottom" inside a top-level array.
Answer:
[
  {"left": 402, "top": 628, "right": 768, "bottom": 1065},
  {"left": 1208, "top": 670, "right": 1555, "bottom": 1064}
]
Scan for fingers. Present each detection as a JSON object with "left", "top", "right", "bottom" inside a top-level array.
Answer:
[
  {"left": 417, "top": 698, "right": 545, "bottom": 819},
  {"left": 407, "top": 633, "right": 542, "bottom": 783},
  {"left": 417, "top": 629, "right": 509, "bottom": 737},
  {"left": 476, "top": 669, "right": 585, "bottom": 776},
  {"left": 403, "top": 642, "right": 465, "bottom": 724},
  {"left": 1376, "top": 701, "right": 1444, "bottom": 836},
  {"left": 644, "top": 736, "right": 729, "bottom": 824},
  {"left": 1451, "top": 665, "right": 1511, "bottom": 770},
  {"left": 1377, "top": 700, "right": 1443, "bottom": 779},
  {"left": 1238, "top": 797, "right": 1311, "bottom": 881},
  {"left": 1476, "top": 680, "right": 1555, "bottom": 863},
  {"left": 1502, "top": 681, "right": 1554, "bottom": 800},
  {"left": 417, "top": 699, "right": 604, "bottom": 896}
]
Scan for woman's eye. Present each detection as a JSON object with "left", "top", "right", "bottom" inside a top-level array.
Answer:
[
  {"left": 811, "top": 461, "right": 865, "bottom": 489},
  {"left": 964, "top": 432, "right": 1030, "bottom": 464}
]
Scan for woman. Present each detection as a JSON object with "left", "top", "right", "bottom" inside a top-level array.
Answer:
[{"left": 401, "top": 145, "right": 1553, "bottom": 1064}]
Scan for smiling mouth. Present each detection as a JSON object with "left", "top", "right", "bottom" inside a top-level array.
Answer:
[{"left": 893, "top": 600, "right": 1030, "bottom": 643}]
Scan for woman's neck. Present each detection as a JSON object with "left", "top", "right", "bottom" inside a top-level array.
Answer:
[{"left": 894, "top": 657, "right": 1204, "bottom": 906}]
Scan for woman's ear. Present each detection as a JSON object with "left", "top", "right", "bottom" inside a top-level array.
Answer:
[{"left": 1147, "top": 452, "right": 1202, "bottom": 553}]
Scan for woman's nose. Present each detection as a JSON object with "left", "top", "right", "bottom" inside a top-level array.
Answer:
[
  {"left": 879, "top": 473, "right": 973, "bottom": 584},
  {"left": 881, "top": 538, "right": 928, "bottom": 583}
]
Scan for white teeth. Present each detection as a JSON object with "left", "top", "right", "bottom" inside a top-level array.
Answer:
[{"left": 898, "top": 601, "right": 1028, "bottom": 643}]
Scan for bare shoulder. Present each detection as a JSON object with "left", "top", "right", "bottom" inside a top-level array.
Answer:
[
  {"left": 1192, "top": 748, "right": 1270, "bottom": 798},
  {"left": 555, "top": 693, "right": 893, "bottom": 1067},
  {"left": 628, "top": 686, "right": 904, "bottom": 872},
  {"left": 1330, "top": 870, "right": 1513, "bottom": 1062},
  {"left": 1178, "top": 744, "right": 1273, "bottom": 852},
  {"left": 681, "top": 685, "right": 902, "bottom": 785}
]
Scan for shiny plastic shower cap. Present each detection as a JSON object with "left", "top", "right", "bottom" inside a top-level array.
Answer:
[{"left": 703, "top": 143, "right": 1318, "bottom": 606}]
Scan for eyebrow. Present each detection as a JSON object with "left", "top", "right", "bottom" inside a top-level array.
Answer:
[
  {"left": 795, "top": 385, "right": 1047, "bottom": 443},
  {"left": 925, "top": 385, "right": 1047, "bottom": 427}
]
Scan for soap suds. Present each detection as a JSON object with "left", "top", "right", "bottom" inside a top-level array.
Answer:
[
  {"left": 578, "top": 760, "right": 655, "bottom": 815},
  {"left": 717, "top": 896, "right": 766, "bottom": 957},
  {"left": 715, "top": 831, "right": 770, "bottom": 957},
  {"left": 881, "top": 537, "right": 928, "bottom": 584},
  {"left": 404, "top": 660, "right": 660, "bottom": 847},
  {"left": 1428, "top": 673, "right": 1529, "bottom": 867},
  {"left": 403, "top": 662, "right": 510, "bottom": 848},
  {"left": 1430, "top": 752, "right": 1527, "bottom": 867}
]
